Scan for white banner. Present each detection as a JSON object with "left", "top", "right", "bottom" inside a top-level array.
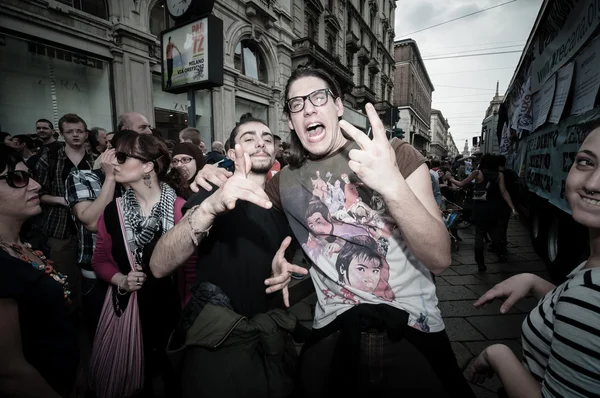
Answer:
[
  {"left": 532, "top": 74, "right": 557, "bottom": 131},
  {"left": 548, "top": 62, "right": 575, "bottom": 124},
  {"left": 570, "top": 35, "right": 600, "bottom": 115},
  {"left": 531, "top": 0, "right": 600, "bottom": 92}
]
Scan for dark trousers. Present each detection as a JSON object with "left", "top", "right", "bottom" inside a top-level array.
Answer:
[
  {"left": 498, "top": 204, "right": 511, "bottom": 248},
  {"left": 167, "top": 58, "right": 174, "bottom": 86},
  {"left": 300, "top": 327, "right": 475, "bottom": 397},
  {"left": 81, "top": 276, "right": 108, "bottom": 340},
  {"left": 48, "top": 236, "right": 80, "bottom": 310}
]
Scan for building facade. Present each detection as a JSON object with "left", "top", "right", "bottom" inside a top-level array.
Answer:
[
  {"left": 393, "top": 38, "right": 434, "bottom": 154},
  {"left": 480, "top": 82, "right": 504, "bottom": 154},
  {"left": 429, "top": 108, "right": 449, "bottom": 159},
  {"left": 0, "top": 0, "right": 395, "bottom": 143},
  {"left": 446, "top": 133, "right": 459, "bottom": 158}
]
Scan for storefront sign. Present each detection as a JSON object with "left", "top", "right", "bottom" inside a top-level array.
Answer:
[
  {"left": 531, "top": 0, "right": 600, "bottom": 92},
  {"left": 161, "top": 15, "right": 223, "bottom": 94},
  {"left": 570, "top": 35, "right": 600, "bottom": 115},
  {"left": 524, "top": 108, "right": 600, "bottom": 214},
  {"left": 548, "top": 62, "right": 575, "bottom": 124}
]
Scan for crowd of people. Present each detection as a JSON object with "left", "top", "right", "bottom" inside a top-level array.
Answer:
[{"left": 0, "top": 66, "right": 598, "bottom": 398}]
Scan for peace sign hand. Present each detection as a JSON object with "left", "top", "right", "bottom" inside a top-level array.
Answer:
[
  {"left": 340, "top": 103, "right": 402, "bottom": 196},
  {"left": 202, "top": 144, "right": 272, "bottom": 216}
]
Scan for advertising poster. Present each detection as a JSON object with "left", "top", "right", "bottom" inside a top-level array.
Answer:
[
  {"left": 570, "top": 36, "right": 600, "bottom": 116},
  {"left": 517, "top": 77, "right": 533, "bottom": 131},
  {"left": 548, "top": 62, "right": 575, "bottom": 124},
  {"left": 525, "top": 108, "right": 600, "bottom": 214},
  {"left": 532, "top": 74, "right": 556, "bottom": 131},
  {"left": 162, "top": 17, "right": 209, "bottom": 91}
]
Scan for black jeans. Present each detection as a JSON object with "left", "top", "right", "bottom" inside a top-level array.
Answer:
[
  {"left": 80, "top": 275, "right": 108, "bottom": 340},
  {"left": 300, "top": 326, "right": 474, "bottom": 397}
]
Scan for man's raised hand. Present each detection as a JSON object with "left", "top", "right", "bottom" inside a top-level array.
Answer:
[
  {"left": 191, "top": 163, "right": 232, "bottom": 192},
  {"left": 265, "top": 236, "right": 309, "bottom": 307},
  {"left": 201, "top": 144, "right": 272, "bottom": 216},
  {"left": 339, "top": 103, "right": 401, "bottom": 196}
]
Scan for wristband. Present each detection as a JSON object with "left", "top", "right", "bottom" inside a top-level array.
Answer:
[{"left": 187, "top": 205, "right": 212, "bottom": 246}]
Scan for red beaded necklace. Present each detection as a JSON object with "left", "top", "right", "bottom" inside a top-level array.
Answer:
[{"left": 0, "top": 242, "right": 72, "bottom": 304}]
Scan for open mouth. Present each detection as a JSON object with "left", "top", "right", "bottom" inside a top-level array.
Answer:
[
  {"left": 306, "top": 122, "right": 326, "bottom": 142},
  {"left": 582, "top": 196, "right": 600, "bottom": 207}
]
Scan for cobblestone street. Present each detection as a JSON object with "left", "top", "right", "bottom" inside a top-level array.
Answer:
[
  {"left": 440, "top": 219, "right": 549, "bottom": 397},
  {"left": 289, "top": 218, "right": 550, "bottom": 397}
]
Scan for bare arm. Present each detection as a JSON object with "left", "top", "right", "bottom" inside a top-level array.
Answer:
[
  {"left": 71, "top": 177, "right": 116, "bottom": 233},
  {"left": 382, "top": 164, "right": 451, "bottom": 274},
  {"left": 150, "top": 203, "right": 214, "bottom": 278},
  {"left": 449, "top": 171, "right": 478, "bottom": 188},
  {"left": 486, "top": 344, "right": 541, "bottom": 398},
  {"left": 41, "top": 195, "right": 67, "bottom": 206},
  {"left": 498, "top": 173, "right": 516, "bottom": 212},
  {"left": 0, "top": 299, "right": 62, "bottom": 398}
]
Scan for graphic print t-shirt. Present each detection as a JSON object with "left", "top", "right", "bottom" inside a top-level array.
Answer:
[{"left": 267, "top": 139, "right": 444, "bottom": 332}]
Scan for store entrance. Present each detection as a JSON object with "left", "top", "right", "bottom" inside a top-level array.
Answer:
[{"left": 154, "top": 108, "right": 188, "bottom": 141}]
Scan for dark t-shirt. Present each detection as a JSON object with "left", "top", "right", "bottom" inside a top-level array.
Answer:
[
  {"left": 183, "top": 187, "right": 290, "bottom": 317},
  {"left": 0, "top": 250, "right": 79, "bottom": 392}
]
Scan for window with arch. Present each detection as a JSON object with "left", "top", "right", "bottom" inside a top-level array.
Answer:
[
  {"left": 234, "top": 40, "right": 268, "bottom": 83},
  {"left": 58, "top": 0, "right": 108, "bottom": 20},
  {"left": 307, "top": 18, "right": 316, "bottom": 40},
  {"left": 347, "top": 9, "right": 352, "bottom": 33},
  {"left": 326, "top": 31, "right": 335, "bottom": 55},
  {"left": 150, "top": 0, "right": 176, "bottom": 37},
  {"left": 370, "top": 12, "right": 375, "bottom": 28}
]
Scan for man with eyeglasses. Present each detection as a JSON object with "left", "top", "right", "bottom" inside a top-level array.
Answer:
[{"left": 35, "top": 113, "right": 95, "bottom": 312}]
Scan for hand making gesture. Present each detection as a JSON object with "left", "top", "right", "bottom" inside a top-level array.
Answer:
[
  {"left": 265, "top": 236, "right": 309, "bottom": 307},
  {"left": 202, "top": 144, "right": 272, "bottom": 216},
  {"left": 339, "top": 103, "right": 401, "bottom": 197}
]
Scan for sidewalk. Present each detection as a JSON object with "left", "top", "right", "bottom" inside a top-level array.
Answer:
[{"left": 288, "top": 218, "right": 549, "bottom": 398}]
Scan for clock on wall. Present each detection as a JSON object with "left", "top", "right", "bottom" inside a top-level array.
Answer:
[{"left": 165, "top": 0, "right": 215, "bottom": 21}]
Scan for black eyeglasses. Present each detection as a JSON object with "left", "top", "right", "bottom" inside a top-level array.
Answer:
[
  {"left": 286, "top": 88, "right": 334, "bottom": 113},
  {"left": 115, "top": 152, "right": 151, "bottom": 164},
  {"left": 171, "top": 156, "right": 194, "bottom": 166},
  {"left": 0, "top": 170, "right": 30, "bottom": 188}
]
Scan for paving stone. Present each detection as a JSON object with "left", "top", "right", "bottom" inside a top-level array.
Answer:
[
  {"left": 436, "top": 285, "right": 479, "bottom": 301},
  {"left": 454, "top": 255, "right": 477, "bottom": 265},
  {"left": 441, "top": 267, "right": 459, "bottom": 276},
  {"left": 451, "top": 264, "right": 480, "bottom": 275},
  {"left": 513, "top": 296, "right": 539, "bottom": 313},
  {"left": 464, "top": 284, "right": 496, "bottom": 297},
  {"left": 451, "top": 342, "right": 474, "bottom": 369},
  {"left": 475, "top": 273, "right": 518, "bottom": 285},
  {"left": 439, "top": 299, "right": 518, "bottom": 318},
  {"left": 464, "top": 340, "right": 522, "bottom": 361},
  {"left": 445, "top": 317, "right": 486, "bottom": 342},
  {"left": 516, "top": 252, "right": 543, "bottom": 261},
  {"left": 510, "top": 246, "right": 537, "bottom": 254},
  {"left": 435, "top": 277, "right": 450, "bottom": 286},
  {"left": 485, "top": 261, "right": 547, "bottom": 274},
  {"left": 443, "top": 275, "right": 489, "bottom": 286},
  {"left": 467, "top": 314, "right": 527, "bottom": 340}
]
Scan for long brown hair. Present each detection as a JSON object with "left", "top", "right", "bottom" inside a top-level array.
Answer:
[
  {"left": 116, "top": 131, "right": 186, "bottom": 195},
  {"left": 283, "top": 67, "right": 343, "bottom": 169}
]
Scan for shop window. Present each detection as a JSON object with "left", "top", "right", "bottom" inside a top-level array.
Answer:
[
  {"left": 57, "top": 0, "right": 108, "bottom": 20},
  {"left": 150, "top": 0, "right": 175, "bottom": 37},
  {"left": 234, "top": 41, "right": 268, "bottom": 83}
]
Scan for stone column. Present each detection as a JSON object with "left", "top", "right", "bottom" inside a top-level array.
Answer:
[{"left": 110, "top": 24, "right": 157, "bottom": 125}]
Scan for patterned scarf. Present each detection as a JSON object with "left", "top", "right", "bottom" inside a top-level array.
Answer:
[{"left": 121, "top": 182, "right": 176, "bottom": 265}]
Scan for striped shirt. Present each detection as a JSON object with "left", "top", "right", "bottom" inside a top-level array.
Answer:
[{"left": 521, "top": 262, "right": 600, "bottom": 397}]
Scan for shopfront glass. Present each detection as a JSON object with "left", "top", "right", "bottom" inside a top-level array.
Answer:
[
  {"left": 235, "top": 97, "right": 268, "bottom": 124},
  {"left": 0, "top": 34, "right": 112, "bottom": 134},
  {"left": 152, "top": 74, "right": 212, "bottom": 144}
]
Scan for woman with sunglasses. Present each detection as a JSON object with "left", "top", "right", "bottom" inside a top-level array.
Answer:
[
  {"left": 92, "top": 132, "right": 188, "bottom": 396},
  {"left": 0, "top": 146, "right": 79, "bottom": 397},
  {"left": 171, "top": 142, "right": 206, "bottom": 199}
]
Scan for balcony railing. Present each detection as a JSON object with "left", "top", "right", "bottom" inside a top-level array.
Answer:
[{"left": 346, "top": 31, "right": 360, "bottom": 52}]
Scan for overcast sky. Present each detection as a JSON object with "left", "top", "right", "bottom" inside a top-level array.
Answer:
[{"left": 394, "top": 0, "right": 543, "bottom": 151}]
